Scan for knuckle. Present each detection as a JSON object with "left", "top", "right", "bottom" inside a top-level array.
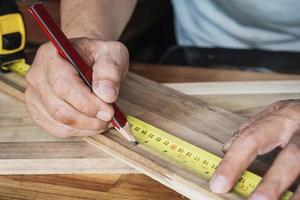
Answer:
[
  {"left": 235, "top": 131, "right": 258, "bottom": 150},
  {"left": 92, "top": 121, "right": 108, "bottom": 131},
  {"left": 78, "top": 100, "right": 95, "bottom": 115},
  {"left": 51, "top": 75, "right": 68, "bottom": 97},
  {"left": 105, "top": 60, "right": 120, "bottom": 73},
  {"left": 284, "top": 143, "right": 300, "bottom": 161},
  {"left": 220, "top": 157, "right": 235, "bottom": 169},
  {"left": 268, "top": 100, "right": 286, "bottom": 111},
  {"left": 281, "top": 104, "right": 294, "bottom": 113},
  {"left": 273, "top": 100, "right": 286, "bottom": 107},
  {"left": 106, "top": 63, "right": 121, "bottom": 80},
  {"left": 95, "top": 60, "right": 122, "bottom": 82},
  {"left": 52, "top": 105, "right": 74, "bottom": 124},
  {"left": 36, "top": 42, "right": 53, "bottom": 57},
  {"left": 36, "top": 43, "right": 48, "bottom": 55},
  {"left": 257, "top": 180, "right": 281, "bottom": 196},
  {"left": 110, "top": 41, "right": 127, "bottom": 52},
  {"left": 218, "top": 156, "right": 240, "bottom": 176}
]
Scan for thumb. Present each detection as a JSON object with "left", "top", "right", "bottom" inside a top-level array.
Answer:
[{"left": 91, "top": 42, "right": 129, "bottom": 103}]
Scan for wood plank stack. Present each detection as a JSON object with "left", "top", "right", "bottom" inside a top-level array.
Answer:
[{"left": 1, "top": 72, "right": 299, "bottom": 199}]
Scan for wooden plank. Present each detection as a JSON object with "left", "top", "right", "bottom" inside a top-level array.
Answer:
[
  {"left": 0, "top": 91, "right": 136, "bottom": 174},
  {"left": 0, "top": 89, "right": 288, "bottom": 173},
  {"left": 195, "top": 93, "right": 300, "bottom": 117},
  {"left": 165, "top": 80, "right": 300, "bottom": 95},
  {"left": 0, "top": 75, "right": 24, "bottom": 102},
  {"left": 1, "top": 72, "right": 298, "bottom": 199},
  {"left": 0, "top": 73, "right": 297, "bottom": 172},
  {"left": 0, "top": 72, "right": 239, "bottom": 199},
  {"left": 0, "top": 159, "right": 136, "bottom": 175},
  {"left": 80, "top": 73, "right": 296, "bottom": 200},
  {"left": 0, "top": 174, "right": 184, "bottom": 200},
  {"left": 165, "top": 80, "right": 300, "bottom": 117},
  {"left": 0, "top": 74, "right": 137, "bottom": 174},
  {"left": 130, "top": 63, "right": 300, "bottom": 83}
]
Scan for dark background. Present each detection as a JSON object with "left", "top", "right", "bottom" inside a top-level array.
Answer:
[
  {"left": 17, "top": 0, "right": 300, "bottom": 74},
  {"left": 18, "top": 0, "right": 176, "bottom": 64}
]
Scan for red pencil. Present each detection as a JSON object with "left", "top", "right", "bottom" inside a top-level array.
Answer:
[{"left": 28, "top": 3, "right": 137, "bottom": 145}]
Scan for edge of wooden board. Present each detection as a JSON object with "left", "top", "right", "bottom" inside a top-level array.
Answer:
[
  {"left": 0, "top": 158, "right": 137, "bottom": 174},
  {"left": 164, "top": 80, "right": 300, "bottom": 95},
  {"left": 4, "top": 72, "right": 294, "bottom": 199},
  {"left": 0, "top": 72, "right": 246, "bottom": 199},
  {"left": 83, "top": 135, "right": 240, "bottom": 200}
]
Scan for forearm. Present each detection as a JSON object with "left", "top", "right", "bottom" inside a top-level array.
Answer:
[{"left": 60, "top": 0, "right": 137, "bottom": 40}]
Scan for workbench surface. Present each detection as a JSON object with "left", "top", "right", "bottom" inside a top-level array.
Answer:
[{"left": 0, "top": 64, "right": 299, "bottom": 200}]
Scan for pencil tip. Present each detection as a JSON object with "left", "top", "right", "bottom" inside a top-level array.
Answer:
[
  {"left": 117, "top": 122, "right": 138, "bottom": 145},
  {"left": 131, "top": 141, "right": 139, "bottom": 146}
]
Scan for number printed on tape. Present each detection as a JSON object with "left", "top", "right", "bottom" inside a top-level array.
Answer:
[{"left": 127, "top": 115, "right": 293, "bottom": 200}]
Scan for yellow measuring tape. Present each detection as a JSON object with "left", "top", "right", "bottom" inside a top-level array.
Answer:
[
  {"left": 127, "top": 115, "right": 293, "bottom": 200},
  {"left": 1, "top": 58, "right": 30, "bottom": 77}
]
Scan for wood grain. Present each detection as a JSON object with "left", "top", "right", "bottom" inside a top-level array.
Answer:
[
  {"left": 130, "top": 63, "right": 300, "bottom": 83},
  {"left": 165, "top": 80, "right": 300, "bottom": 95},
  {"left": 0, "top": 91, "right": 136, "bottom": 174},
  {"left": 1, "top": 73, "right": 298, "bottom": 174},
  {"left": 0, "top": 174, "right": 185, "bottom": 200},
  {"left": 1, "top": 71, "right": 299, "bottom": 199},
  {"left": 82, "top": 72, "right": 297, "bottom": 200}
]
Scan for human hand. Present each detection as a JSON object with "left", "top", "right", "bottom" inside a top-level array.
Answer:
[
  {"left": 25, "top": 38, "right": 129, "bottom": 137},
  {"left": 209, "top": 99, "right": 300, "bottom": 200}
]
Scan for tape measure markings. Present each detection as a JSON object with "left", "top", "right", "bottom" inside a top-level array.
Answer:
[{"left": 127, "top": 115, "right": 293, "bottom": 200}]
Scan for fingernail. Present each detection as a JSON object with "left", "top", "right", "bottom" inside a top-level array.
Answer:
[
  {"left": 249, "top": 193, "right": 268, "bottom": 200},
  {"left": 209, "top": 175, "right": 228, "bottom": 193},
  {"left": 95, "top": 81, "right": 116, "bottom": 101},
  {"left": 96, "top": 111, "right": 112, "bottom": 122}
]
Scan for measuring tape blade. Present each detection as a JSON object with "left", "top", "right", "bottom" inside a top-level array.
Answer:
[
  {"left": 127, "top": 115, "right": 293, "bottom": 200},
  {"left": 9, "top": 59, "right": 30, "bottom": 77},
  {"left": 1, "top": 58, "right": 30, "bottom": 77}
]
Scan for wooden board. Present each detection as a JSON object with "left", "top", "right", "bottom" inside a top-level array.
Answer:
[
  {"left": 1, "top": 74, "right": 300, "bottom": 172},
  {"left": 1, "top": 73, "right": 299, "bottom": 199},
  {"left": 130, "top": 63, "right": 300, "bottom": 83},
  {"left": 0, "top": 174, "right": 185, "bottom": 200},
  {"left": 3, "top": 74, "right": 299, "bottom": 174},
  {"left": 0, "top": 82, "right": 136, "bottom": 174},
  {"left": 165, "top": 80, "right": 300, "bottom": 95},
  {"left": 165, "top": 81, "right": 300, "bottom": 117}
]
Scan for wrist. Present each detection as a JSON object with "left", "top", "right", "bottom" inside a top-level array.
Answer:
[{"left": 62, "top": 27, "right": 119, "bottom": 41}]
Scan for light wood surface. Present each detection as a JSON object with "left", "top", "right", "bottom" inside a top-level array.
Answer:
[
  {"left": 1, "top": 65, "right": 299, "bottom": 200},
  {"left": 0, "top": 174, "right": 184, "bottom": 200},
  {"left": 3, "top": 73, "right": 300, "bottom": 175},
  {"left": 130, "top": 63, "right": 300, "bottom": 83},
  {"left": 165, "top": 80, "right": 300, "bottom": 95},
  {"left": 2, "top": 72, "right": 299, "bottom": 199}
]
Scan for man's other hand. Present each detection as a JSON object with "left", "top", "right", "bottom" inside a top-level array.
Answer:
[{"left": 210, "top": 99, "right": 300, "bottom": 200}]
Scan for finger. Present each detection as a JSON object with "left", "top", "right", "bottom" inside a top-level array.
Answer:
[
  {"left": 34, "top": 79, "right": 109, "bottom": 131},
  {"left": 223, "top": 112, "right": 270, "bottom": 153},
  {"left": 25, "top": 86, "right": 102, "bottom": 137},
  {"left": 47, "top": 57, "right": 113, "bottom": 121},
  {"left": 210, "top": 116, "right": 297, "bottom": 194},
  {"left": 223, "top": 101, "right": 288, "bottom": 152},
  {"left": 239, "top": 101, "right": 287, "bottom": 132},
  {"left": 249, "top": 143, "right": 300, "bottom": 200},
  {"left": 92, "top": 42, "right": 129, "bottom": 103},
  {"left": 291, "top": 185, "right": 300, "bottom": 200}
]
